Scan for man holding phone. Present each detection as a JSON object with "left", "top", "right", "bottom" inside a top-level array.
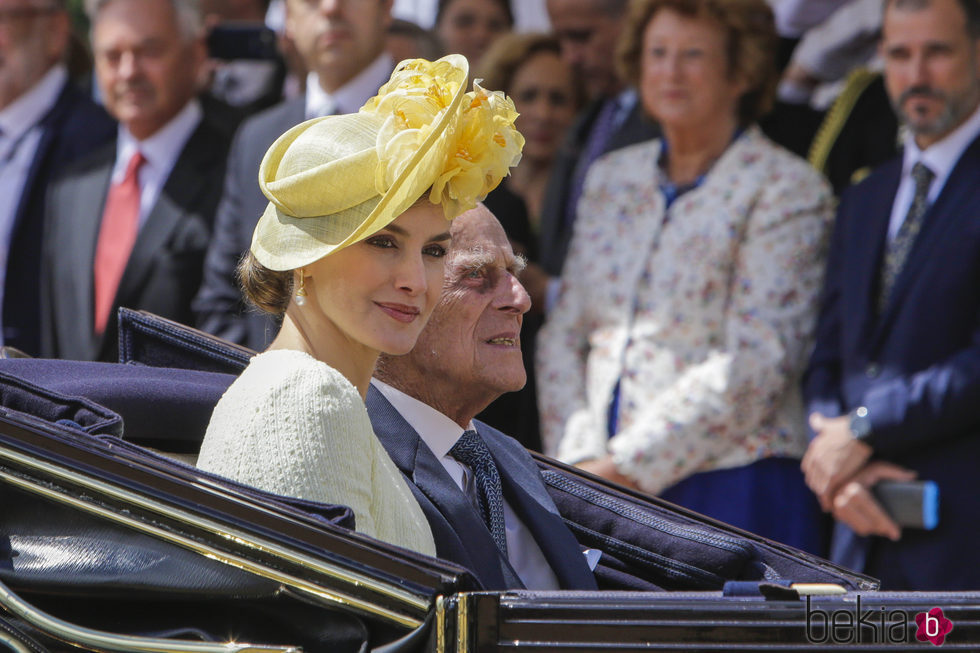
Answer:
[
  {"left": 802, "top": 0, "right": 980, "bottom": 591},
  {"left": 194, "top": 0, "right": 394, "bottom": 350}
]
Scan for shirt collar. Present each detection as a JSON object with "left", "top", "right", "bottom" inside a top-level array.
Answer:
[
  {"left": 115, "top": 99, "right": 202, "bottom": 181},
  {"left": 0, "top": 65, "right": 67, "bottom": 139},
  {"left": 371, "top": 378, "right": 474, "bottom": 460},
  {"left": 305, "top": 53, "right": 394, "bottom": 119},
  {"left": 902, "top": 100, "right": 980, "bottom": 191}
]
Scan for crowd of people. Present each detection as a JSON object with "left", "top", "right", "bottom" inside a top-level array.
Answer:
[{"left": 4, "top": 0, "right": 980, "bottom": 593}]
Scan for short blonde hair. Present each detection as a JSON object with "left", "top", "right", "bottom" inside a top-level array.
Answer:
[{"left": 617, "top": 0, "right": 777, "bottom": 125}]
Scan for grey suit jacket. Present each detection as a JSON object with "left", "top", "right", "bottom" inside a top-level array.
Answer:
[
  {"left": 537, "top": 97, "right": 659, "bottom": 277},
  {"left": 193, "top": 97, "right": 305, "bottom": 352},
  {"left": 41, "top": 117, "right": 230, "bottom": 362},
  {"left": 366, "top": 386, "right": 598, "bottom": 591}
]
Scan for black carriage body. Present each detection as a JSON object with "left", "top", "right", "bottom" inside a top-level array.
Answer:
[{"left": 0, "top": 309, "right": 976, "bottom": 652}]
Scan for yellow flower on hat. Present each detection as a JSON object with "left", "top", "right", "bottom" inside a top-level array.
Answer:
[
  {"left": 364, "top": 57, "right": 468, "bottom": 202},
  {"left": 431, "top": 81, "right": 524, "bottom": 218},
  {"left": 363, "top": 56, "right": 524, "bottom": 219}
]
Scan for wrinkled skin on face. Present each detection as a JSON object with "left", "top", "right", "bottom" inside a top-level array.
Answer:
[{"left": 377, "top": 204, "right": 531, "bottom": 427}]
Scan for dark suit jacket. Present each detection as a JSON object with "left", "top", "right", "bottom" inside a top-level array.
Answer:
[
  {"left": 802, "top": 132, "right": 980, "bottom": 590},
  {"left": 537, "top": 97, "right": 659, "bottom": 277},
  {"left": 41, "top": 116, "right": 230, "bottom": 362},
  {"left": 192, "top": 97, "right": 305, "bottom": 351},
  {"left": 366, "top": 386, "right": 597, "bottom": 591},
  {"left": 2, "top": 81, "right": 115, "bottom": 355}
]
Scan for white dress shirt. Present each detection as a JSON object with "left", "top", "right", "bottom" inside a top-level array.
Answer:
[
  {"left": 371, "top": 379, "right": 561, "bottom": 590},
  {"left": 0, "top": 64, "right": 68, "bottom": 342},
  {"left": 111, "top": 100, "right": 202, "bottom": 227},
  {"left": 305, "top": 53, "right": 394, "bottom": 119},
  {"left": 888, "top": 101, "right": 980, "bottom": 241}
]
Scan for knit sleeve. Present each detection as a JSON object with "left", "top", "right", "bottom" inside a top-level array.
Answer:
[{"left": 198, "top": 352, "right": 435, "bottom": 555}]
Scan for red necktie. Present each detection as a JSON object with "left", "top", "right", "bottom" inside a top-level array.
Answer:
[{"left": 93, "top": 151, "right": 145, "bottom": 335}]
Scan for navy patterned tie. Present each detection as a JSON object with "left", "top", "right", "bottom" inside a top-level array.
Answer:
[
  {"left": 450, "top": 430, "right": 508, "bottom": 556},
  {"left": 879, "top": 162, "right": 935, "bottom": 312}
]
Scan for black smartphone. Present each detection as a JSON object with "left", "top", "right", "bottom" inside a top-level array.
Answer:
[
  {"left": 207, "top": 23, "right": 280, "bottom": 61},
  {"left": 872, "top": 480, "right": 939, "bottom": 530}
]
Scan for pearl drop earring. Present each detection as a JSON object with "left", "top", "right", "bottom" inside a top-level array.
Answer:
[{"left": 295, "top": 274, "right": 307, "bottom": 306}]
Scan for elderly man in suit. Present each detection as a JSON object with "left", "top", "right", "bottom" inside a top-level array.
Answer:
[
  {"left": 367, "top": 204, "right": 597, "bottom": 591},
  {"left": 521, "top": 0, "right": 659, "bottom": 315},
  {"left": 802, "top": 0, "right": 980, "bottom": 590},
  {"left": 41, "top": 0, "right": 230, "bottom": 361},
  {"left": 193, "top": 0, "right": 394, "bottom": 351},
  {"left": 0, "top": 0, "right": 114, "bottom": 355}
]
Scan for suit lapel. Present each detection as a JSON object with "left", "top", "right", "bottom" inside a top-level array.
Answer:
[
  {"left": 873, "top": 136, "right": 980, "bottom": 344},
  {"left": 480, "top": 422, "right": 598, "bottom": 590},
  {"left": 844, "top": 160, "right": 900, "bottom": 350},
  {"left": 366, "top": 387, "right": 517, "bottom": 589},
  {"left": 114, "top": 120, "right": 215, "bottom": 310},
  {"left": 14, "top": 84, "right": 69, "bottom": 226},
  {"left": 58, "top": 146, "right": 114, "bottom": 359}
]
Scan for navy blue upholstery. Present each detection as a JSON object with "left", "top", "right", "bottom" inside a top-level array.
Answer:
[
  {"left": 0, "top": 358, "right": 233, "bottom": 452},
  {"left": 0, "top": 368, "right": 123, "bottom": 437}
]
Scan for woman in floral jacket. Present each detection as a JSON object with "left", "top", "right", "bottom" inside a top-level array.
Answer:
[{"left": 536, "top": 0, "right": 834, "bottom": 553}]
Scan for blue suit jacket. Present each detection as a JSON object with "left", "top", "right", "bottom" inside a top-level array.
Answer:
[
  {"left": 2, "top": 81, "right": 114, "bottom": 355},
  {"left": 366, "top": 386, "right": 597, "bottom": 591},
  {"left": 803, "top": 132, "right": 980, "bottom": 590}
]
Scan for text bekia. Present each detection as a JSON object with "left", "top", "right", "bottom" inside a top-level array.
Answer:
[{"left": 805, "top": 595, "right": 908, "bottom": 644}]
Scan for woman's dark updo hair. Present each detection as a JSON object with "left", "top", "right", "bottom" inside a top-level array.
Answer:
[{"left": 238, "top": 251, "right": 294, "bottom": 315}]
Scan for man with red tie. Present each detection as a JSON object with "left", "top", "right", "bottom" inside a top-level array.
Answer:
[{"left": 41, "top": 0, "right": 231, "bottom": 361}]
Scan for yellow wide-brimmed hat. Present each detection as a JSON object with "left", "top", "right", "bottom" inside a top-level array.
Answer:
[{"left": 251, "top": 54, "right": 524, "bottom": 271}]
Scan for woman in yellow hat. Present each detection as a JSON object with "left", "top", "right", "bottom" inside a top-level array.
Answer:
[{"left": 197, "top": 55, "right": 524, "bottom": 555}]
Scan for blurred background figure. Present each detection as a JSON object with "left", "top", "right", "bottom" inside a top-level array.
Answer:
[
  {"left": 537, "top": 0, "right": 834, "bottom": 554},
  {"left": 803, "top": 0, "right": 980, "bottom": 591},
  {"left": 393, "top": 0, "right": 548, "bottom": 32},
  {"left": 42, "top": 0, "right": 230, "bottom": 361},
  {"left": 386, "top": 16, "right": 441, "bottom": 61},
  {"left": 194, "top": 0, "right": 394, "bottom": 351},
  {"left": 478, "top": 32, "right": 583, "bottom": 229},
  {"left": 777, "top": 0, "right": 882, "bottom": 110},
  {"left": 528, "top": 0, "right": 659, "bottom": 323},
  {"left": 434, "top": 0, "right": 511, "bottom": 67},
  {"left": 202, "top": 0, "right": 287, "bottom": 116},
  {"left": 473, "top": 31, "right": 584, "bottom": 451},
  {"left": 0, "top": 0, "right": 113, "bottom": 356}
]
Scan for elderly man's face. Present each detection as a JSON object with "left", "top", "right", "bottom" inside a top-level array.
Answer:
[
  {"left": 285, "top": 0, "right": 392, "bottom": 93},
  {"left": 93, "top": 0, "right": 205, "bottom": 140},
  {"left": 0, "top": 0, "right": 69, "bottom": 108},
  {"left": 405, "top": 205, "right": 531, "bottom": 405}
]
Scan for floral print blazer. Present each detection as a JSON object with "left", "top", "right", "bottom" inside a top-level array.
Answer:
[{"left": 536, "top": 127, "right": 835, "bottom": 494}]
